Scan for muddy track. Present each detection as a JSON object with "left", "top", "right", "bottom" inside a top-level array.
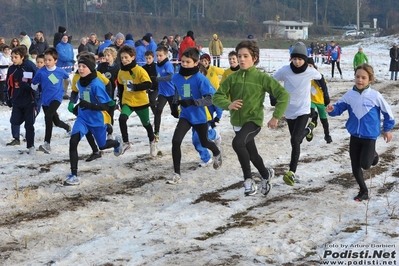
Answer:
[{"left": 1, "top": 80, "right": 398, "bottom": 264}]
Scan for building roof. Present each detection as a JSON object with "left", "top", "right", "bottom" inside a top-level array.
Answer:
[{"left": 263, "top": 20, "right": 313, "bottom": 27}]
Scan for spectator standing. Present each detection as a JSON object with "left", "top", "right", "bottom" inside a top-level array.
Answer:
[
  {"left": 389, "top": 42, "right": 399, "bottom": 81},
  {"left": 86, "top": 33, "right": 99, "bottom": 55},
  {"left": 353, "top": 46, "right": 368, "bottom": 72},
  {"left": 327, "top": 40, "right": 343, "bottom": 81},
  {"left": 145, "top": 33, "right": 158, "bottom": 62},
  {"left": 124, "top": 34, "right": 135, "bottom": 48},
  {"left": 10, "top": 38, "right": 20, "bottom": 49},
  {"left": 78, "top": 37, "right": 89, "bottom": 53},
  {"left": 53, "top": 26, "right": 67, "bottom": 47},
  {"left": 98, "top": 32, "right": 113, "bottom": 54},
  {"left": 20, "top": 31, "right": 32, "bottom": 50},
  {"left": 178, "top": 30, "right": 196, "bottom": 61},
  {"left": 135, "top": 35, "right": 151, "bottom": 66},
  {"left": 209, "top": 33, "right": 223, "bottom": 67},
  {"left": 56, "top": 34, "right": 74, "bottom": 99},
  {"left": 110, "top": 32, "right": 125, "bottom": 51},
  {"left": 29, "top": 31, "right": 49, "bottom": 55}
]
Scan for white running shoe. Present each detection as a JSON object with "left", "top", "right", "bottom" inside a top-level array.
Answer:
[
  {"left": 261, "top": 168, "right": 274, "bottom": 196},
  {"left": 38, "top": 141, "right": 51, "bottom": 154},
  {"left": 64, "top": 174, "right": 80, "bottom": 186},
  {"left": 150, "top": 141, "right": 157, "bottom": 157},
  {"left": 243, "top": 178, "right": 257, "bottom": 196},
  {"left": 166, "top": 173, "right": 181, "bottom": 185}
]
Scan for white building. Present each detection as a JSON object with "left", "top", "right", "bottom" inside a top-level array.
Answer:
[{"left": 263, "top": 20, "right": 313, "bottom": 40}]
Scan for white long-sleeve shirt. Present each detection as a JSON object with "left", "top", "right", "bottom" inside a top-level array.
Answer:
[{"left": 273, "top": 65, "right": 321, "bottom": 119}]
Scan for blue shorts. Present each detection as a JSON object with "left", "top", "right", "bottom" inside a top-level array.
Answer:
[{"left": 71, "top": 118, "right": 107, "bottom": 148}]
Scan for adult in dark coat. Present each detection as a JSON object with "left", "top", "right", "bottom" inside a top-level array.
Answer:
[
  {"left": 53, "top": 26, "right": 66, "bottom": 47},
  {"left": 78, "top": 37, "right": 89, "bottom": 53},
  {"left": 29, "top": 30, "right": 49, "bottom": 55},
  {"left": 389, "top": 42, "right": 399, "bottom": 80}
]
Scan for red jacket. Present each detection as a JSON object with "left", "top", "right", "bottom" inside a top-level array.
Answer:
[{"left": 178, "top": 36, "right": 196, "bottom": 60}]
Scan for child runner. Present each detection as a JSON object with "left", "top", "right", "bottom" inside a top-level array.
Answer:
[
  {"left": 326, "top": 64, "right": 395, "bottom": 201},
  {"left": 97, "top": 46, "right": 120, "bottom": 130},
  {"left": 117, "top": 45, "right": 157, "bottom": 156},
  {"left": 306, "top": 57, "right": 332, "bottom": 144},
  {"left": 5, "top": 46, "right": 38, "bottom": 154},
  {"left": 167, "top": 47, "right": 222, "bottom": 185},
  {"left": 32, "top": 47, "right": 71, "bottom": 154},
  {"left": 213, "top": 40, "right": 289, "bottom": 196},
  {"left": 272, "top": 42, "right": 322, "bottom": 186},
  {"left": 69, "top": 51, "right": 114, "bottom": 162},
  {"left": 142, "top": 50, "right": 158, "bottom": 116},
  {"left": 220, "top": 50, "right": 240, "bottom": 84},
  {"left": 193, "top": 57, "right": 223, "bottom": 167},
  {"left": 153, "top": 46, "right": 176, "bottom": 142},
  {"left": 64, "top": 53, "right": 123, "bottom": 186}
]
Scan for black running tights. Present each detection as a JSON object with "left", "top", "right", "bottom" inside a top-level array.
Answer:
[
  {"left": 232, "top": 122, "right": 268, "bottom": 180},
  {"left": 172, "top": 118, "right": 220, "bottom": 174},
  {"left": 349, "top": 136, "right": 376, "bottom": 192},
  {"left": 286, "top": 114, "right": 310, "bottom": 173},
  {"left": 42, "top": 100, "right": 69, "bottom": 143}
]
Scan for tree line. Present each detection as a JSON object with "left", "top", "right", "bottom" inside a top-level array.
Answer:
[{"left": 0, "top": 0, "right": 398, "bottom": 41}]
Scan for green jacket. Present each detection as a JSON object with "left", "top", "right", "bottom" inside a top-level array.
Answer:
[
  {"left": 213, "top": 66, "right": 289, "bottom": 127},
  {"left": 353, "top": 52, "right": 368, "bottom": 69}
]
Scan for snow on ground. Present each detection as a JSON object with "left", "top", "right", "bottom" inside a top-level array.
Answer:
[{"left": 0, "top": 36, "right": 398, "bottom": 265}]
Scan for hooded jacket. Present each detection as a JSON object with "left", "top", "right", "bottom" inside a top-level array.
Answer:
[{"left": 29, "top": 36, "right": 49, "bottom": 55}]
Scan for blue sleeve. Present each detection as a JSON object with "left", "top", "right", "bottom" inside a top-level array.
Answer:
[{"left": 328, "top": 100, "right": 348, "bottom": 117}]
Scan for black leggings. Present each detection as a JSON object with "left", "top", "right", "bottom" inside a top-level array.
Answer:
[
  {"left": 232, "top": 122, "right": 268, "bottom": 180},
  {"left": 331, "top": 60, "right": 342, "bottom": 77},
  {"left": 349, "top": 136, "right": 376, "bottom": 192},
  {"left": 286, "top": 114, "right": 310, "bottom": 173},
  {"left": 69, "top": 133, "right": 119, "bottom": 175},
  {"left": 42, "top": 101, "right": 69, "bottom": 143},
  {"left": 172, "top": 118, "right": 220, "bottom": 174},
  {"left": 154, "top": 95, "right": 174, "bottom": 134}
]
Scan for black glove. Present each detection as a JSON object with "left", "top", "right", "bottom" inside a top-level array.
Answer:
[
  {"left": 324, "top": 97, "right": 330, "bottom": 106},
  {"left": 214, "top": 117, "right": 220, "bottom": 123},
  {"left": 71, "top": 59, "right": 76, "bottom": 64},
  {"left": 171, "top": 104, "right": 179, "bottom": 118},
  {"left": 210, "top": 121, "right": 216, "bottom": 128},
  {"left": 127, "top": 82, "right": 137, "bottom": 91},
  {"left": 79, "top": 100, "right": 92, "bottom": 109},
  {"left": 179, "top": 99, "right": 194, "bottom": 108},
  {"left": 73, "top": 105, "right": 79, "bottom": 116}
]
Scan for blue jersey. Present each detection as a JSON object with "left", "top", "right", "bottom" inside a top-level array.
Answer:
[
  {"left": 32, "top": 67, "right": 69, "bottom": 106},
  {"left": 172, "top": 72, "right": 215, "bottom": 125},
  {"left": 156, "top": 60, "right": 175, "bottom": 97},
  {"left": 76, "top": 77, "right": 112, "bottom": 127}
]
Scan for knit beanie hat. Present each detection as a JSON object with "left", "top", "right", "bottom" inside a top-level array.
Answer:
[
  {"left": 20, "top": 31, "right": 27, "bottom": 36},
  {"left": 290, "top": 42, "right": 308, "bottom": 60},
  {"left": 114, "top": 32, "right": 125, "bottom": 41},
  {"left": 126, "top": 34, "right": 133, "bottom": 41},
  {"left": 213, "top": 33, "right": 217, "bottom": 38},
  {"left": 200, "top": 53, "right": 211, "bottom": 62},
  {"left": 78, "top": 57, "right": 96, "bottom": 73},
  {"left": 142, "top": 35, "right": 151, "bottom": 43}
]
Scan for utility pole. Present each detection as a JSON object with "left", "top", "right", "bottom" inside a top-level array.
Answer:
[
  {"left": 315, "top": 0, "right": 318, "bottom": 25},
  {"left": 356, "top": 0, "right": 360, "bottom": 34},
  {"left": 202, "top": 0, "right": 204, "bottom": 17}
]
